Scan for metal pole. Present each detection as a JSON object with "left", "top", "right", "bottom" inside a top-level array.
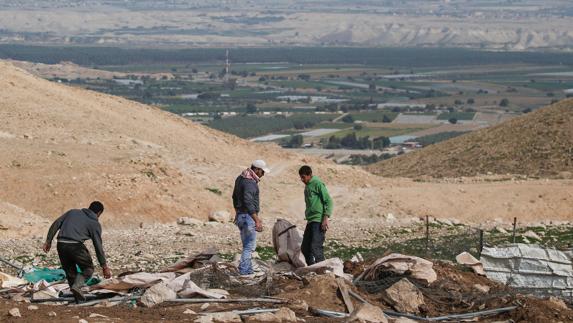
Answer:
[
  {"left": 512, "top": 217, "right": 517, "bottom": 243},
  {"left": 478, "top": 229, "right": 484, "bottom": 257},
  {"left": 425, "top": 215, "right": 430, "bottom": 256}
]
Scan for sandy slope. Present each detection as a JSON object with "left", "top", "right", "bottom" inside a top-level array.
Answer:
[
  {"left": 0, "top": 61, "right": 572, "bottom": 238},
  {"left": 369, "top": 100, "right": 573, "bottom": 178}
]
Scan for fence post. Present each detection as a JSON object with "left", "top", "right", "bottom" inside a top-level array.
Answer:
[
  {"left": 512, "top": 217, "right": 517, "bottom": 243},
  {"left": 478, "top": 229, "right": 484, "bottom": 257},
  {"left": 425, "top": 215, "right": 430, "bottom": 256}
]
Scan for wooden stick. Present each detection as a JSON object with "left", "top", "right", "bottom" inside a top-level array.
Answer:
[{"left": 336, "top": 277, "right": 354, "bottom": 313}]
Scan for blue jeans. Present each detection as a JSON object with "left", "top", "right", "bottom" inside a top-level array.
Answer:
[{"left": 236, "top": 213, "right": 257, "bottom": 275}]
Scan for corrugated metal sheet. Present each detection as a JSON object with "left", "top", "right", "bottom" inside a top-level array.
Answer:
[{"left": 480, "top": 244, "right": 573, "bottom": 299}]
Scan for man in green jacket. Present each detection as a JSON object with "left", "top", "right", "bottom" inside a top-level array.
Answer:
[{"left": 299, "top": 165, "right": 333, "bottom": 265}]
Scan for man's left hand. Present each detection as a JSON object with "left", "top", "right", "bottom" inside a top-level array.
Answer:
[
  {"left": 102, "top": 266, "right": 112, "bottom": 279},
  {"left": 42, "top": 242, "right": 51, "bottom": 253},
  {"left": 321, "top": 217, "right": 329, "bottom": 232}
]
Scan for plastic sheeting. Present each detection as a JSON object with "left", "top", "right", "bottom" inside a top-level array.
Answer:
[{"left": 480, "top": 243, "right": 573, "bottom": 298}]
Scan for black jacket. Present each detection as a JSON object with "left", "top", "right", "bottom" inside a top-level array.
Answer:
[
  {"left": 45, "top": 208, "right": 107, "bottom": 266},
  {"left": 232, "top": 175, "right": 260, "bottom": 215}
]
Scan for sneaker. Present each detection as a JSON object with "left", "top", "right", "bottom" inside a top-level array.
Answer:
[{"left": 70, "top": 286, "right": 86, "bottom": 303}]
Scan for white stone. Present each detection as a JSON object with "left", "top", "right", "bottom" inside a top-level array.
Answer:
[
  {"left": 140, "top": 282, "right": 177, "bottom": 307},
  {"left": 384, "top": 279, "right": 425, "bottom": 314},
  {"left": 194, "top": 312, "right": 241, "bottom": 323},
  {"left": 473, "top": 284, "right": 491, "bottom": 293},
  {"left": 9, "top": 308, "right": 21, "bottom": 317},
  {"left": 523, "top": 230, "right": 541, "bottom": 241},
  {"left": 48, "top": 311, "right": 57, "bottom": 317},
  {"left": 209, "top": 210, "right": 232, "bottom": 223},
  {"left": 177, "top": 217, "right": 203, "bottom": 226},
  {"left": 27, "top": 305, "right": 39, "bottom": 311},
  {"left": 184, "top": 309, "right": 197, "bottom": 315},
  {"left": 346, "top": 303, "right": 388, "bottom": 323}
]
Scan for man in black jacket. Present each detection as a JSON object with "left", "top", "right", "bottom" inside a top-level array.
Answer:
[
  {"left": 232, "top": 160, "right": 270, "bottom": 275},
  {"left": 43, "top": 201, "right": 112, "bottom": 302}
]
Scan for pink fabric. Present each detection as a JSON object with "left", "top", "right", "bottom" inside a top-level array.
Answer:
[{"left": 241, "top": 168, "right": 260, "bottom": 183}]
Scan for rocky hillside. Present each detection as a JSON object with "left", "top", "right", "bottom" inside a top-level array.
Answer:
[
  {"left": 368, "top": 100, "right": 573, "bottom": 178},
  {"left": 1, "top": 61, "right": 572, "bottom": 237}
]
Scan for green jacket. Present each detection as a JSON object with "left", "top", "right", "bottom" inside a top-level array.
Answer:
[{"left": 304, "top": 176, "right": 333, "bottom": 223}]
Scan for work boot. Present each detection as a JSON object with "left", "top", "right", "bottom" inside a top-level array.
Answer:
[{"left": 70, "top": 274, "right": 87, "bottom": 303}]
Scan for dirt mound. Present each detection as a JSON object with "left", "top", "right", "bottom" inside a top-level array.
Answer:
[{"left": 368, "top": 100, "right": 573, "bottom": 178}]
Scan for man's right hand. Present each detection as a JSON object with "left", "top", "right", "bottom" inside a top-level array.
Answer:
[
  {"left": 255, "top": 219, "right": 263, "bottom": 232},
  {"left": 102, "top": 266, "right": 112, "bottom": 279},
  {"left": 42, "top": 242, "right": 51, "bottom": 253}
]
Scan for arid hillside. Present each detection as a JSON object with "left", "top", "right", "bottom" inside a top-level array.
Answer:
[
  {"left": 1, "top": 61, "right": 572, "bottom": 238},
  {"left": 368, "top": 100, "right": 573, "bottom": 178}
]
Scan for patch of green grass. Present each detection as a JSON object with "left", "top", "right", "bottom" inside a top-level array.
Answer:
[
  {"left": 329, "top": 126, "right": 428, "bottom": 139},
  {"left": 350, "top": 111, "right": 399, "bottom": 122},
  {"left": 255, "top": 246, "right": 276, "bottom": 261},
  {"left": 206, "top": 187, "right": 222, "bottom": 195}
]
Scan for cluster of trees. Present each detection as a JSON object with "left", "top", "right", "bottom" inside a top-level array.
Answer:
[
  {"left": 325, "top": 133, "right": 390, "bottom": 150},
  {"left": 342, "top": 153, "right": 394, "bottom": 165},
  {"left": 3, "top": 45, "right": 573, "bottom": 67}
]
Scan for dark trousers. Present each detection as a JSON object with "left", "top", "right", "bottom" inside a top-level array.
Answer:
[
  {"left": 301, "top": 222, "right": 326, "bottom": 266},
  {"left": 57, "top": 242, "right": 94, "bottom": 288}
]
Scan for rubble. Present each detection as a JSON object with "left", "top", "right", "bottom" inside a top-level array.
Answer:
[
  {"left": 209, "top": 211, "right": 232, "bottom": 223},
  {"left": 177, "top": 217, "right": 204, "bottom": 226},
  {"left": 245, "top": 307, "right": 297, "bottom": 322},
  {"left": 455, "top": 252, "right": 486, "bottom": 276},
  {"left": 140, "top": 282, "right": 177, "bottom": 307},
  {"left": 194, "top": 312, "right": 241, "bottom": 323},
  {"left": 355, "top": 254, "right": 437, "bottom": 285},
  {"left": 346, "top": 303, "right": 388, "bottom": 323},
  {"left": 9, "top": 307, "right": 21, "bottom": 317},
  {"left": 383, "top": 278, "right": 425, "bottom": 314}
]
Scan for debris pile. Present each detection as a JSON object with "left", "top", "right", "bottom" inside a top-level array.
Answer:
[{"left": 2, "top": 242, "right": 573, "bottom": 322}]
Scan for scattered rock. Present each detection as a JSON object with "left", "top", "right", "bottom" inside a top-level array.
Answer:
[
  {"left": 548, "top": 296, "right": 569, "bottom": 310},
  {"left": 89, "top": 313, "right": 108, "bottom": 318},
  {"left": 473, "top": 284, "right": 491, "bottom": 293},
  {"left": 346, "top": 303, "right": 388, "bottom": 323},
  {"left": 200, "top": 303, "right": 210, "bottom": 311},
  {"left": 244, "top": 309, "right": 298, "bottom": 323},
  {"left": 275, "top": 307, "right": 298, "bottom": 322},
  {"left": 194, "top": 312, "right": 241, "bottom": 323},
  {"left": 48, "top": 311, "right": 57, "bottom": 317},
  {"left": 9, "top": 307, "right": 21, "bottom": 317},
  {"left": 184, "top": 309, "right": 197, "bottom": 315},
  {"left": 11, "top": 294, "right": 26, "bottom": 302},
  {"left": 455, "top": 252, "right": 486, "bottom": 276},
  {"left": 439, "top": 219, "right": 453, "bottom": 226},
  {"left": 389, "top": 318, "right": 417, "bottom": 323},
  {"left": 523, "top": 230, "right": 542, "bottom": 241},
  {"left": 245, "top": 312, "right": 277, "bottom": 322},
  {"left": 209, "top": 210, "right": 231, "bottom": 223},
  {"left": 79, "top": 319, "right": 88, "bottom": 323},
  {"left": 384, "top": 213, "right": 395, "bottom": 221},
  {"left": 495, "top": 227, "right": 508, "bottom": 234},
  {"left": 384, "top": 278, "right": 425, "bottom": 314},
  {"left": 289, "top": 300, "right": 309, "bottom": 312},
  {"left": 27, "top": 305, "right": 39, "bottom": 310},
  {"left": 140, "top": 282, "right": 177, "bottom": 307},
  {"left": 177, "top": 217, "right": 203, "bottom": 226}
]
